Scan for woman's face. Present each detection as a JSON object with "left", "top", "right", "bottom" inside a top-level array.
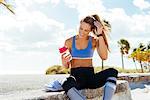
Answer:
[{"left": 79, "top": 21, "right": 91, "bottom": 38}]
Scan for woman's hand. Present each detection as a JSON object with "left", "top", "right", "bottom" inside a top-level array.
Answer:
[
  {"left": 61, "top": 53, "right": 72, "bottom": 68},
  {"left": 94, "top": 21, "right": 104, "bottom": 35}
]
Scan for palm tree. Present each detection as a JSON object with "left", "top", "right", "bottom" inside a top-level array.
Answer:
[
  {"left": 0, "top": 0, "right": 15, "bottom": 14},
  {"left": 132, "top": 48, "right": 138, "bottom": 70},
  {"left": 118, "top": 39, "right": 130, "bottom": 69},
  {"left": 138, "top": 43, "right": 146, "bottom": 72},
  {"left": 147, "top": 42, "right": 150, "bottom": 49},
  {"left": 129, "top": 43, "right": 149, "bottom": 72},
  {"left": 128, "top": 48, "right": 140, "bottom": 71},
  {"left": 146, "top": 42, "right": 150, "bottom": 71},
  {"left": 139, "top": 43, "right": 146, "bottom": 51}
]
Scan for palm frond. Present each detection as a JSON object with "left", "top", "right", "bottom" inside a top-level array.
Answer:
[{"left": 0, "top": 0, "right": 15, "bottom": 14}]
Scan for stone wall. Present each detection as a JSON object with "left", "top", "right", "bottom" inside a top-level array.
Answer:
[
  {"left": 118, "top": 73, "right": 150, "bottom": 83},
  {"left": 7, "top": 74, "right": 150, "bottom": 100},
  {"left": 26, "top": 80, "right": 132, "bottom": 100}
]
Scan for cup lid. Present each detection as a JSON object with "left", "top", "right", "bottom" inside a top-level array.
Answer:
[{"left": 59, "top": 46, "right": 68, "bottom": 53}]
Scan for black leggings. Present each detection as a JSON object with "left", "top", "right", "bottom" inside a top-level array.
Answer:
[{"left": 62, "top": 67, "right": 118, "bottom": 92}]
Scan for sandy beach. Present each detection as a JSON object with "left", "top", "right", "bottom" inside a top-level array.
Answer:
[{"left": 131, "top": 87, "right": 150, "bottom": 100}]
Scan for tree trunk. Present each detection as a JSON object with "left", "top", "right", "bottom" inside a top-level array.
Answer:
[
  {"left": 134, "top": 62, "right": 138, "bottom": 71},
  {"left": 148, "top": 61, "right": 150, "bottom": 72},
  {"left": 121, "top": 53, "right": 124, "bottom": 69},
  {"left": 102, "top": 60, "right": 104, "bottom": 70},
  {"left": 139, "top": 61, "right": 143, "bottom": 73},
  {"left": 133, "top": 59, "right": 137, "bottom": 71}
]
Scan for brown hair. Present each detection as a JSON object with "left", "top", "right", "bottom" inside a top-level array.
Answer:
[{"left": 82, "top": 14, "right": 110, "bottom": 50}]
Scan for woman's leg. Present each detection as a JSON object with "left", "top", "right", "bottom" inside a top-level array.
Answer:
[
  {"left": 95, "top": 68, "right": 118, "bottom": 100},
  {"left": 62, "top": 76, "right": 86, "bottom": 100},
  {"left": 62, "top": 67, "right": 95, "bottom": 100},
  {"left": 103, "top": 76, "right": 117, "bottom": 100}
]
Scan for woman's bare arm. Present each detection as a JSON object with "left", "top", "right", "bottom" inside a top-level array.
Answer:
[
  {"left": 96, "top": 37, "right": 108, "bottom": 60},
  {"left": 94, "top": 21, "right": 108, "bottom": 60},
  {"left": 61, "top": 38, "right": 72, "bottom": 68}
]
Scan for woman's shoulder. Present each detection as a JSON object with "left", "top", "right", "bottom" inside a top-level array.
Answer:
[
  {"left": 65, "top": 36, "right": 75, "bottom": 49},
  {"left": 65, "top": 36, "right": 75, "bottom": 43}
]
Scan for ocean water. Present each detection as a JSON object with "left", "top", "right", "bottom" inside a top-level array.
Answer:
[{"left": 0, "top": 74, "right": 68, "bottom": 95}]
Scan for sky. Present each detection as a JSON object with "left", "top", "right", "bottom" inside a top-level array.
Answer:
[{"left": 0, "top": 0, "right": 150, "bottom": 74}]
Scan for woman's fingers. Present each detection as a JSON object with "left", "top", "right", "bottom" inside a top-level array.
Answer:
[
  {"left": 62, "top": 53, "right": 70, "bottom": 58},
  {"left": 94, "top": 21, "right": 105, "bottom": 35},
  {"left": 62, "top": 53, "right": 72, "bottom": 62},
  {"left": 94, "top": 21, "right": 102, "bottom": 28},
  {"left": 65, "top": 55, "right": 72, "bottom": 62}
]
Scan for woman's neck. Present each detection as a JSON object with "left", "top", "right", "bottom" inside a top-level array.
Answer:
[{"left": 77, "top": 35, "right": 89, "bottom": 40}]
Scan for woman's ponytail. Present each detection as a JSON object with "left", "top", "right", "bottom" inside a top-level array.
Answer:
[{"left": 92, "top": 14, "right": 110, "bottom": 51}]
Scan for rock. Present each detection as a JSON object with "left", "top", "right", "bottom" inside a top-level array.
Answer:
[{"left": 27, "top": 80, "right": 132, "bottom": 100}]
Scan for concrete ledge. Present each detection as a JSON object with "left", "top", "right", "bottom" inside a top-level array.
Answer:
[
  {"left": 1, "top": 74, "right": 150, "bottom": 100},
  {"left": 118, "top": 73, "right": 150, "bottom": 83},
  {"left": 24, "top": 80, "right": 132, "bottom": 100}
]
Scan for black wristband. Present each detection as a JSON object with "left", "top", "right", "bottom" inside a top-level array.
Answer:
[{"left": 97, "top": 34, "right": 103, "bottom": 37}]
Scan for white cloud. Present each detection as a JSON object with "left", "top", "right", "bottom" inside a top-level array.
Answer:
[
  {"left": 1, "top": 0, "right": 150, "bottom": 74},
  {"left": 29, "top": 11, "right": 64, "bottom": 30},
  {"left": 64, "top": 0, "right": 106, "bottom": 19},
  {"left": 15, "top": 0, "right": 33, "bottom": 7},
  {"left": 0, "top": 11, "right": 64, "bottom": 52},
  {"left": 0, "top": 1, "right": 64, "bottom": 31},
  {"left": 131, "top": 14, "right": 150, "bottom": 34},
  {"left": 0, "top": 0, "right": 65, "bottom": 53},
  {"left": 107, "top": 8, "right": 150, "bottom": 38},
  {"left": 0, "top": 15, "right": 16, "bottom": 31},
  {"left": 98, "top": 7, "right": 150, "bottom": 61},
  {"left": 0, "top": 51, "right": 58, "bottom": 74},
  {"left": 0, "top": 41, "right": 16, "bottom": 52},
  {"left": 34, "top": 0, "right": 50, "bottom": 4},
  {"left": 50, "top": 0, "right": 60, "bottom": 6},
  {"left": 133, "top": 0, "right": 150, "bottom": 10},
  {"left": 35, "top": 41, "right": 51, "bottom": 48},
  {"left": 0, "top": 32, "right": 15, "bottom": 52},
  {"left": 15, "top": 0, "right": 50, "bottom": 7},
  {"left": 125, "top": 37, "right": 150, "bottom": 48},
  {"left": 105, "top": 8, "right": 132, "bottom": 39}
]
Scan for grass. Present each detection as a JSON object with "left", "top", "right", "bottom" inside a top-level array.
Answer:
[{"left": 45, "top": 65, "right": 150, "bottom": 75}]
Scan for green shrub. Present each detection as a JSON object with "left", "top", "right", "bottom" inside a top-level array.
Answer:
[
  {"left": 45, "top": 65, "right": 149, "bottom": 75},
  {"left": 46, "top": 65, "right": 70, "bottom": 74}
]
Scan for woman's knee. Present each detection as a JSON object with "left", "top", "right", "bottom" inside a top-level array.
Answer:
[
  {"left": 106, "top": 68, "right": 118, "bottom": 78},
  {"left": 62, "top": 76, "right": 77, "bottom": 92}
]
